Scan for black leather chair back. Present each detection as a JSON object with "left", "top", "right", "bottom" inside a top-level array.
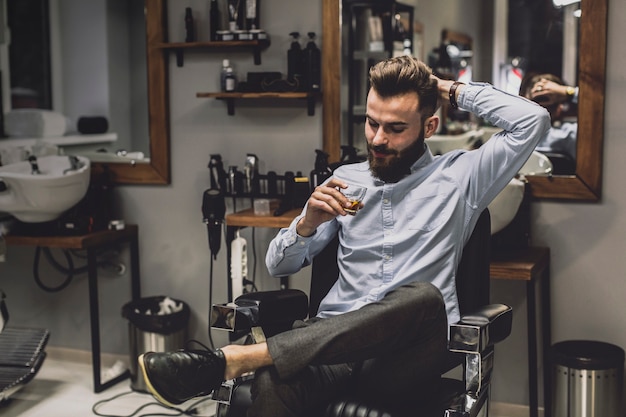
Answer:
[{"left": 309, "top": 210, "right": 491, "bottom": 319}]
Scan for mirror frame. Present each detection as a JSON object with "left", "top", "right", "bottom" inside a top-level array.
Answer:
[
  {"left": 90, "top": 0, "right": 171, "bottom": 185},
  {"left": 322, "top": 0, "right": 607, "bottom": 201}
]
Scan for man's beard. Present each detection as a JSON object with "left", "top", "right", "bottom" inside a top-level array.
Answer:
[{"left": 367, "top": 130, "right": 425, "bottom": 183}]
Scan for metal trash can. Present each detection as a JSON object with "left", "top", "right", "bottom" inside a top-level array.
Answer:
[
  {"left": 552, "top": 340, "right": 625, "bottom": 417},
  {"left": 122, "top": 296, "right": 190, "bottom": 392}
]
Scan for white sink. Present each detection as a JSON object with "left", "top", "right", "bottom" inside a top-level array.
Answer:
[
  {"left": 426, "top": 129, "right": 484, "bottom": 155},
  {"left": 488, "top": 151, "right": 553, "bottom": 234},
  {"left": 519, "top": 150, "right": 553, "bottom": 177},
  {"left": 488, "top": 177, "right": 526, "bottom": 234},
  {"left": 0, "top": 155, "right": 90, "bottom": 223}
]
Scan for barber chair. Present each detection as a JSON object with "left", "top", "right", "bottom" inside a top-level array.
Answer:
[
  {"left": 0, "top": 290, "right": 50, "bottom": 402},
  {"left": 210, "top": 210, "right": 512, "bottom": 416}
]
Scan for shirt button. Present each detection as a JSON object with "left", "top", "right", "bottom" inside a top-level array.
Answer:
[{"left": 383, "top": 199, "right": 389, "bottom": 204}]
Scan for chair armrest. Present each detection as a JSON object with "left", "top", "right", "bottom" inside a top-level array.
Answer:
[
  {"left": 211, "top": 289, "right": 308, "bottom": 332},
  {"left": 448, "top": 304, "right": 512, "bottom": 354}
]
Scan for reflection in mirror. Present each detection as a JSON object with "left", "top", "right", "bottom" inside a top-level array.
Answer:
[
  {"left": 340, "top": 0, "right": 578, "bottom": 171},
  {"left": 2, "top": 0, "right": 148, "bottom": 161},
  {"left": 322, "top": 0, "right": 607, "bottom": 200}
]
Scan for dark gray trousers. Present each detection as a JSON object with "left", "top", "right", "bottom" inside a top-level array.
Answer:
[{"left": 247, "top": 281, "right": 449, "bottom": 417}]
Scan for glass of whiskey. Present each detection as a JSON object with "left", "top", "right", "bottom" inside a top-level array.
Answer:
[{"left": 341, "top": 184, "right": 367, "bottom": 215}]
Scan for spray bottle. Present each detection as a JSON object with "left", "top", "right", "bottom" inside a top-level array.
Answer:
[
  {"left": 287, "top": 32, "right": 303, "bottom": 86},
  {"left": 303, "top": 32, "right": 321, "bottom": 92},
  {"left": 310, "top": 149, "right": 333, "bottom": 190}
]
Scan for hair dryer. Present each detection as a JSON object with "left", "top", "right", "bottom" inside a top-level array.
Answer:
[{"left": 202, "top": 188, "right": 226, "bottom": 259}]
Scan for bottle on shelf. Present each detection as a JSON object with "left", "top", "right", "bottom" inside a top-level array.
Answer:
[
  {"left": 245, "top": 0, "right": 259, "bottom": 30},
  {"left": 184, "top": 7, "right": 195, "bottom": 42},
  {"left": 310, "top": 149, "right": 332, "bottom": 190},
  {"left": 220, "top": 59, "right": 237, "bottom": 92},
  {"left": 210, "top": 0, "right": 220, "bottom": 41},
  {"left": 287, "top": 32, "right": 303, "bottom": 87},
  {"left": 304, "top": 32, "right": 321, "bottom": 92}
]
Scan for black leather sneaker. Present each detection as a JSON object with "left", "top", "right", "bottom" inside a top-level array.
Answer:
[{"left": 139, "top": 348, "right": 226, "bottom": 407}]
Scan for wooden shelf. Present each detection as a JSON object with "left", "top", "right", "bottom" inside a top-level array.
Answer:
[
  {"left": 5, "top": 225, "right": 138, "bottom": 249},
  {"left": 158, "top": 40, "right": 270, "bottom": 66},
  {"left": 197, "top": 91, "right": 320, "bottom": 116},
  {"left": 489, "top": 247, "right": 550, "bottom": 281},
  {"left": 225, "top": 206, "right": 300, "bottom": 229}
]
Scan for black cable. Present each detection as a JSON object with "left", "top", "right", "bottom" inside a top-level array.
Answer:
[
  {"left": 91, "top": 389, "right": 214, "bottom": 417},
  {"left": 42, "top": 247, "right": 89, "bottom": 274},
  {"left": 33, "top": 246, "right": 123, "bottom": 292},
  {"left": 33, "top": 246, "right": 74, "bottom": 292}
]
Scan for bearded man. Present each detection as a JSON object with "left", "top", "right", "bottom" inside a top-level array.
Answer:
[{"left": 139, "top": 56, "right": 550, "bottom": 417}]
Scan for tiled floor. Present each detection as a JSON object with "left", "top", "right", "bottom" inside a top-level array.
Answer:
[
  {"left": 1, "top": 347, "right": 531, "bottom": 417},
  {"left": 0, "top": 347, "right": 217, "bottom": 417}
]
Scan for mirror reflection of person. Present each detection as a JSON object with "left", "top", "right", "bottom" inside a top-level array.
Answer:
[
  {"left": 520, "top": 73, "right": 578, "bottom": 166},
  {"left": 137, "top": 56, "right": 550, "bottom": 416}
]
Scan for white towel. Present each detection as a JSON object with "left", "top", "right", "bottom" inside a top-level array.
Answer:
[{"left": 5, "top": 109, "right": 70, "bottom": 138}]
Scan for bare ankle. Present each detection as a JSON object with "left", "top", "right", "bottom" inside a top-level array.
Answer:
[{"left": 220, "top": 343, "right": 273, "bottom": 380}]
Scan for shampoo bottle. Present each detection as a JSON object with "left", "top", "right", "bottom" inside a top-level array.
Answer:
[
  {"left": 209, "top": 0, "right": 220, "bottom": 41},
  {"left": 221, "top": 59, "right": 237, "bottom": 92},
  {"left": 184, "top": 7, "right": 195, "bottom": 42},
  {"left": 245, "top": 0, "right": 259, "bottom": 30},
  {"left": 304, "top": 32, "right": 321, "bottom": 92},
  {"left": 287, "top": 32, "right": 303, "bottom": 86}
]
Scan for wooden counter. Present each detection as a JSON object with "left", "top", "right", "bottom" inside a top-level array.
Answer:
[{"left": 5, "top": 226, "right": 141, "bottom": 393}]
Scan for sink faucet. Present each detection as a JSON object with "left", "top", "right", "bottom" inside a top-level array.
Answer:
[
  {"left": 28, "top": 156, "right": 41, "bottom": 175},
  {"left": 63, "top": 155, "right": 84, "bottom": 174}
]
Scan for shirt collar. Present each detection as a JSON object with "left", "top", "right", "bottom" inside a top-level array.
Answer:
[{"left": 410, "top": 143, "right": 433, "bottom": 173}]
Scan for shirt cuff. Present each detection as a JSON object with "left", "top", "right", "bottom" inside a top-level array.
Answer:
[
  {"left": 285, "top": 215, "right": 316, "bottom": 247},
  {"left": 457, "top": 81, "right": 489, "bottom": 110}
]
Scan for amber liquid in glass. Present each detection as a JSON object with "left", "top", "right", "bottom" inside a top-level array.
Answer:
[{"left": 345, "top": 200, "right": 360, "bottom": 215}]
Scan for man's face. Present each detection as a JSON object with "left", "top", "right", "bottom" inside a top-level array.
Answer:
[{"left": 365, "top": 89, "right": 437, "bottom": 183}]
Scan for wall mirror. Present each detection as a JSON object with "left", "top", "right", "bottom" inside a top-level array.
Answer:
[
  {"left": 0, "top": 0, "right": 170, "bottom": 185},
  {"left": 91, "top": 0, "right": 170, "bottom": 184},
  {"left": 322, "top": 0, "right": 607, "bottom": 201}
]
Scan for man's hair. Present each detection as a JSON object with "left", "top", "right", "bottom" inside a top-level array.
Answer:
[{"left": 368, "top": 56, "right": 439, "bottom": 118}]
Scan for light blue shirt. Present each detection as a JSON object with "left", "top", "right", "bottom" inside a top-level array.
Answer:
[
  {"left": 536, "top": 122, "right": 577, "bottom": 160},
  {"left": 266, "top": 83, "right": 550, "bottom": 324}
]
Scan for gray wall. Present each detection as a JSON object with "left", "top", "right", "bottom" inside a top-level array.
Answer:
[{"left": 1, "top": 0, "right": 625, "bottom": 409}]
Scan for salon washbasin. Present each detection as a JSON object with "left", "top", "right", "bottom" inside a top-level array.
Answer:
[
  {"left": 488, "top": 151, "right": 553, "bottom": 234},
  {"left": 427, "top": 127, "right": 552, "bottom": 234},
  {"left": 0, "top": 155, "right": 90, "bottom": 223},
  {"left": 425, "top": 129, "right": 484, "bottom": 155},
  {"left": 518, "top": 150, "right": 553, "bottom": 176}
]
